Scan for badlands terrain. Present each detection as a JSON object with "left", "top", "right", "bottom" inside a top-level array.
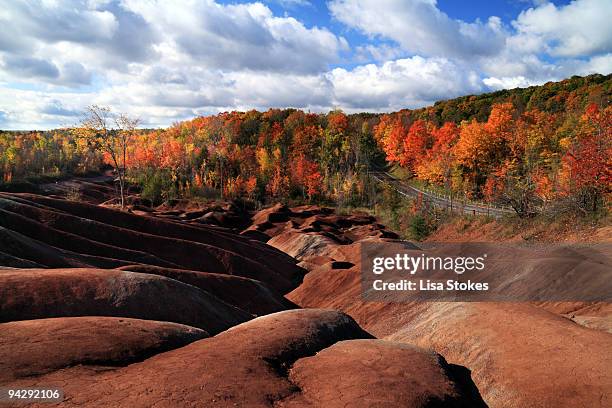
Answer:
[{"left": 0, "top": 177, "right": 611, "bottom": 407}]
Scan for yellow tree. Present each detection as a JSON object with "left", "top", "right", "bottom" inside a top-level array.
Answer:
[{"left": 73, "top": 105, "right": 139, "bottom": 208}]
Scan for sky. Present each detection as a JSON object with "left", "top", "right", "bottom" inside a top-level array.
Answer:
[{"left": 0, "top": 0, "right": 610, "bottom": 129}]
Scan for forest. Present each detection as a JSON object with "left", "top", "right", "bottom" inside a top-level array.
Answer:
[{"left": 1, "top": 73, "right": 610, "bottom": 218}]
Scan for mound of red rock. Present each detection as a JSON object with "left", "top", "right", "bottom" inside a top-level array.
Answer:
[
  {"left": 244, "top": 204, "right": 612, "bottom": 407},
  {"left": 0, "top": 317, "right": 207, "bottom": 382},
  {"left": 0, "top": 192, "right": 304, "bottom": 293},
  {"left": 2, "top": 191, "right": 610, "bottom": 407},
  {"left": 35, "top": 174, "right": 119, "bottom": 204},
  {"left": 151, "top": 199, "right": 253, "bottom": 230},
  {"left": 387, "top": 302, "right": 612, "bottom": 408},
  {"left": 282, "top": 339, "right": 486, "bottom": 408},
  {"left": 0, "top": 195, "right": 318, "bottom": 406},
  {"left": 117, "top": 264, "right": 297, "bottom": 316},
  {"left": 0, "top": 268, "right": 250, "bottom": 334},
  {"left": 244, "top": 204, "right": 398, "bottom": 260},
  {"left": 3, "top": 309, "right": 485, "bottom": 408}
]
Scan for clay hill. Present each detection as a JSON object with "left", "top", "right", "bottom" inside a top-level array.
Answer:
[
  {"left": 1, "top": 178, "right": 611, "bottom": 407},
  {"left": 251, "top": 204, "right": 612, "bottom": 408},
  {"left": 0, "top": 185, "right": 485, "bottom": 408}
]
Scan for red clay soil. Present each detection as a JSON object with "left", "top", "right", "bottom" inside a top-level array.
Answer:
[
  {"left": 0, "top": 317, "right": 207, "bottom": 382},
  {"left": 427, "top": 215, "right": 612, "bottom": 244},
  {"left": 0, "top": 268, "right": 251, "bottom": 334},
  {"left": 249, "top": 204, "right": 612, "bottom": 407},
  {"left": 534, "top": 301, "right": 612, "bottom": 333},
  {"left": 281, "top": 339, "right": 486, "bottom": 408},
  {"left": 0, "top": 195, "right": 335, "bottom": 408},
  {"left": 245, "top": 203, "right": 398, "bottom": 244},
  {"left": 2, "top": 309, "right": 484, "bottom": 408},
  {"left": 387, "top": 302, "right": 612, "bottom": 408},
  {"left": 0, "top": 192, "right": 304, "bottom": 293},
  {"left": 1, "top": 193, "right": 610, "bottom": 407},
  {"left": 37, "top": 175, "right": 119, "bottom": 204},
  {"left": 117, "top": 264, "right": 297, "bottom": 316}
]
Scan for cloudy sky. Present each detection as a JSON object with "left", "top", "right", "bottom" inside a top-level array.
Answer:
[{"left": 0, "top": 0, "right": 611, "bottom": 129}]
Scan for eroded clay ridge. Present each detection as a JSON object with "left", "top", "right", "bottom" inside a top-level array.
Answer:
[
  {"left": 0, "top": 191, "right": 488, "bottom": 407},
  {"left": 1, "top": 191, "right": 611, "bottom": 407},
  {"left": 0, "top": 192, "right": 303, "bottom": 294},
  {"left": 1, "top": 309, "right": 486, "bottom": 408},
  {"left": 246, "top": 204, "right": 612, "bottom": 408}
]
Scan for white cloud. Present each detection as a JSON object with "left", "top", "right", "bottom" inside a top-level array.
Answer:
[
  {"left": 229, "top": 71, "right": 333, "bottom": 110},
  {"left": 0, "top": 1, "right": 119, "bottom": 46},
  {"left": 0, "top": 0, "right": 353, "bottom": 128},
  {"left": 0, "top": 0, "right": 348, "bottom": 88},
  {"left": 0, "top": 0, "right": 156, "bottom": 63},
  {"left": 0, "top": 87, "right": 92, "bottom": 129},
  {"left": 0, "top": 0, "right": 610, "bottom": 129},
  {"left": 478, "top": 52, "right": 558, "bottom": 79},
  {"left": 328, "top": 0, "right": 506, "bottom": 59},
  {"left": 512, "top": 0, "right": 612, "bottom": 57},
  {"left": 120, "top": 0, "right": 347, "bottom": 74},
  {"left": 329, "top": 57, "right": 482, "bottom": 111},
  {"left": 580, "top": 54, "right": 612, "bottom": 75},
  {"left": 275, "top": 0, "right": 312, "bottom": 8},
  {"left": 330, "top": 0, "right": 612, "bottom": 83},
  {"left": 483, "top": 76, "right": 543, "bottom": 90},
  {"left": 481, "top": 52, "right": 612, "bottom": 89},
  {"left": 354, "top": 44, "right": 405, "bottom": 63},
  {"left": 0, "top": 56, "right": 60, "bottom": 80}
]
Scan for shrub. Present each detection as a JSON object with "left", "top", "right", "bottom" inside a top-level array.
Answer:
[
  {"left": 139, "top": 171, "right": 175, "bottom": 205},
  {"left": 408, "top": 214, "right": 431, "bottom": 241}
]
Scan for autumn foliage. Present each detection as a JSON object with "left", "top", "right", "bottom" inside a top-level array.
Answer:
[
  {"left": 116, "top": 109, "right": 380, "bottom": 205},
  {"left": 1, "top": 74, "right": 610, "bottom": 215},
  {"left": 374, "top": 101, "right": 611, "bottom": 215}
]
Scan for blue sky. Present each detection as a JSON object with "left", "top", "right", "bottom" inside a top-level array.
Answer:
[{"left": 0, "top": 0, "right": 610, "bottom": 129}]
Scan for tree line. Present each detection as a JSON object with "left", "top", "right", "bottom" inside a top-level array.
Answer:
[
  {"left": 375, "top": 102, "right": 610, "bottom": 216},
  {"left": 0, "top": 74, "right": 609, "bottom": 217}
]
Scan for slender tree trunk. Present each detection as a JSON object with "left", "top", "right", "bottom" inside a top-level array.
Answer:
[
  {"left": 123, "top": 138, "right": 127, "bottom": 207},
  {"left": 220, "top": 158, "right": 224, "bottom": 199},
  {"left": 119, "top": 176, "right": 125, "bottom": 209},
  {"left": 110, "top": 154, "right": 125, "bottom": 209}
]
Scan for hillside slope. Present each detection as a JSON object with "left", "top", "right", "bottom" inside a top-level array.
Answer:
[
  {"left": 249, "top": 204, "right": 612, "bottom": 408},
  {"left": 0, "top": 191, "right": 493, "bottom": 407}
]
